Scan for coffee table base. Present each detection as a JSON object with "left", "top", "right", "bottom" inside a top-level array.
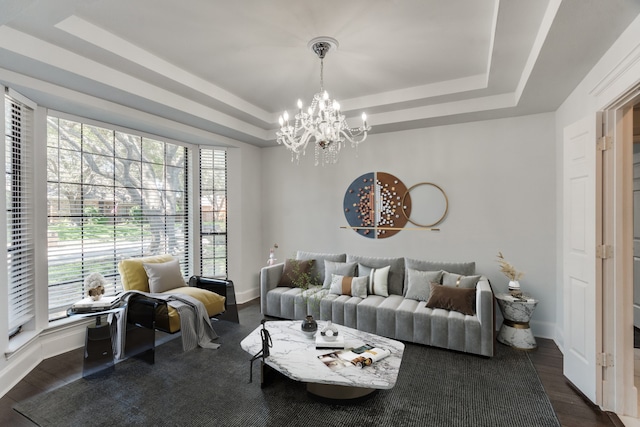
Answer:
[{"left": 306, "top": 383, "right": 376, "bottom": 400}]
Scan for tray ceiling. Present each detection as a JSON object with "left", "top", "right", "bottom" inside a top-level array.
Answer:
[{"left": 0, "top": 0, "right": 639, "bottom": 146}]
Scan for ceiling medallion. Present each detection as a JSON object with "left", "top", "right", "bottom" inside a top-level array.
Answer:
[{"left": 277, "top": 36, "right": 371, "bottom": 166}]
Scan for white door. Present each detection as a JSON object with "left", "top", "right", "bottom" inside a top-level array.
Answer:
[
  {"left": 562, "top": 115, "right": 602, "bottom": 403},
  {"left": 633, "top": 151, "right": 640, "bottom": 328}
]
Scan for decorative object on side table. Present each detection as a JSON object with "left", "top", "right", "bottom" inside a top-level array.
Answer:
[
  {"left": 496, "top": 252, "right": 524, "bottom": 297},
  {"left": 85, "top": 272, "right": 107, "bottom": 301},
  {"left": 496, "top": 293, "right": 538, "bottom": 350}
]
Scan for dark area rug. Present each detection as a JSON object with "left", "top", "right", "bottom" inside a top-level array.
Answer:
[{"left": 15, "top": 304, "right": 560, "bottom": 427}]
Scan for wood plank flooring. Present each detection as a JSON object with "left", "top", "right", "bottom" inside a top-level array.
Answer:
[{"left": 0, "top": 303, "right": 626, "bottom": 426}]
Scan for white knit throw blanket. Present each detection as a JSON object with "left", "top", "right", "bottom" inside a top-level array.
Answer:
[{"left": 111, "top": 290, "right": 220, "bottom": 360}]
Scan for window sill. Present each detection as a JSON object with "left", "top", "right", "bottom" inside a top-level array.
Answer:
[
  {"left": 5, "top": 315, "right": 95, "bottom": 360},
  {"left": 5, "top": 330, "right": 39, "bottom": 359}
]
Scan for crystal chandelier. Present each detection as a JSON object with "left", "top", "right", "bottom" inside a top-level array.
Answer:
[{"left": 277, "top": 37, "right": 371, "bottom": 166}]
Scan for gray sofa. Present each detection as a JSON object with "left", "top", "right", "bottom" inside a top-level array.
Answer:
[{"left": 260, "top": 251, "right": 495, "bottom": 357}]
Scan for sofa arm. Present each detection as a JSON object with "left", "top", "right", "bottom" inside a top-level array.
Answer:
[
  {"left": 260, "top": 263, "right": 284, "bottom": 314},
  {"left": 476, "top": 277, "right": 495, "bottom": 356}
]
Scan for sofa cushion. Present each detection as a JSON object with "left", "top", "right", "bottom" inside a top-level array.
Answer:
[
  {"left": 358, "top": 264, "right": 390, "bottom": 297},
  {"left": 278, "top": 259, "right": 315, "bottom": 287},
  {"left": 119, "top": 254, "right": 175, "bottom": 292},
  {"left": 347, "top": 255, "right": 404, "bottom": 296},
  {"left": 322, "top": 261, "right": 357, "bottom": 289},
  {"left": 405, "top": 269, "right": 444, "bottom": 301},
  {"left": 296, "top": 251, "right": 346, "bottom": 285},
  {"left": 143, "top": 258, "right": 186, "bottom": 293},
  {"left": 426, "top": 282, "right": 475, "bottom": 315},
  {"left": 442, "top": 271, "right": 481, "bottom": 289},
  {"left": 329, "top": 274, "right": 368, "bottom": 298},
  {"left": 165, "top": 286, "right": 226, "bottom": 318}
]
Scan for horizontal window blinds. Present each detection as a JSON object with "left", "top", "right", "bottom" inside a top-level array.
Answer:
[
  {"left": 5, "top": 93, "right": 36, "bottom": 334},
  {"left": 199, "top": 148, "right": 227, "bottom": 278},
  {"left": 46, "top": 117, "right": 190, "bottom": 320}
]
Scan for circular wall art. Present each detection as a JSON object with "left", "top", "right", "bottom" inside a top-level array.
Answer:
[
  {"left": 343, "top": 172, "right": 411, "bottom": 239},
  {"left": 401, "top": 182, "right": 448, "bottom": 227}
]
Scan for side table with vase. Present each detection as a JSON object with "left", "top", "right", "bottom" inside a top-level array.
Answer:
[{"left": 496, "top": 293, "right": 538, "bottom": 350}]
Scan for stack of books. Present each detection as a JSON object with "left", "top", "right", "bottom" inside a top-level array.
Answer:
[
  {"left": 71, "top": 296, "right": 121, "bottom": 313},
  {"left": 315, "top": 334, "right": 346, "bottom": 349}
]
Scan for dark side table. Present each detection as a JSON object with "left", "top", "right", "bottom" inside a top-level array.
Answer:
[{"left": 68, "top": 305, "right": 125, "bottom": 378}]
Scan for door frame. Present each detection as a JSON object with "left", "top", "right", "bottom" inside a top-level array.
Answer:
[{"left": 602, "top": 86, "right": 640, "bottom": 416}]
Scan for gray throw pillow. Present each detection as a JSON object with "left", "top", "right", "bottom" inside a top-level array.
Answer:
[
  {"left": 143, "top": 258, "right": 186, "bottom": 293},
  {"left": 405, "top": 269, "right": 444, "bottom": 301},
  {"left": 442, "top": 271, "right": 481, "bottom": 289},
  {"left": 322, "top": 261, "right": 357, "bottom": 289}
]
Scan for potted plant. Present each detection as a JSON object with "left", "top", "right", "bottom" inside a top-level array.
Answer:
[{"left": 287, "top": 259, "right": 322, "bottom": 337}]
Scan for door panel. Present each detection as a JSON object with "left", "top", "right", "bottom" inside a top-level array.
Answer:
[{"left": 563, "top": 115, "right": 601, "bottom": 403}]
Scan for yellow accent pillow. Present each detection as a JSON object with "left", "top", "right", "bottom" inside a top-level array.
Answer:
[{"left": 118, "top": 254, "right": 174, "bottom": 292}]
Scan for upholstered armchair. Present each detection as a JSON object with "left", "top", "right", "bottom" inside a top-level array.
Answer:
[{"left": 118, "top": 254, "right": 226, "bottom": 334}]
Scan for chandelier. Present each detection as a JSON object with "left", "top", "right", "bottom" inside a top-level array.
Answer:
[{"left": 277, "top": 37, "right": 371, "bottom": 166}]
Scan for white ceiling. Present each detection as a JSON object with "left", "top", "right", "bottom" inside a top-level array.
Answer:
[{"left": 0, "top": 0, "right": 639, "bottom": 147}]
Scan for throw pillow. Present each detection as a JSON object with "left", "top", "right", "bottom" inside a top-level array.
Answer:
[
  {"left": 426, "top": 282, "right": 476, "bottom": 315},
  {"left": 322, "top": 260, "right": 357, "bottom": 289},
  {"left": 329, "top": 274, "right": 368, "bottom": 298},
  {"left": 442, "top": 272, "right": 481, "bottom": 289},
  {"left": 143, "top": 258, "right": 186, "bottom": 293},
  {"left": 358, "top": 264, "right": 390, "bottom": 297},
  {"left": 405, "top": 269, "right": 444, "bottom": 301},
  {"left": 278, "top": 259, "right": 315, "bottom": 287}
]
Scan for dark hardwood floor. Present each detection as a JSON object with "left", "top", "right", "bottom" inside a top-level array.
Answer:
[{"left": 0, "top": 302, "right": 625, "bottom": 426}]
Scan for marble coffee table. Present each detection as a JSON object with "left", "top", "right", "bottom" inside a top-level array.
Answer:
[{"left": 241, "top": 320, "right": 404, "bottom": 400}]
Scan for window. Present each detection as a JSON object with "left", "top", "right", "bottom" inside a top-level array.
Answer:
[
  {"left": 46, "top": 116, "right": 190, "bottom": 320},
  {"left": 4, "top": 90, "right": 36, "bottom": 336},
  {"left": 199, "top": 148, "right": 227, "bottom": 278}
]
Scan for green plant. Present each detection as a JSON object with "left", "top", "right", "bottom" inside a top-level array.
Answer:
[{"left": 288, "top": 260, "right": 323, "bottom": 314}]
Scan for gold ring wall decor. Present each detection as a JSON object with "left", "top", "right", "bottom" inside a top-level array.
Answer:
[{"left": 401, "top": 182, "right": 448, "bottom": 227}]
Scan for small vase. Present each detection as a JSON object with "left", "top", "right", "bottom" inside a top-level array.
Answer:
[
  {"left": 320, "top": 320, "right": 339, "bottom": 342},
  {"left": 508, "top": 280, "right": 523, "bottom": 297},
  {"left": 301, "top": 315, "right": 318, "bottom": 338}
]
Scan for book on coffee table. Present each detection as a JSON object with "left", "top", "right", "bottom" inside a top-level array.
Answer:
[
  {"left": 315, "top": 334, "right": 345, "bottom": 349},
  {"left": 317, "top": 344, "right": 391, "bottom": 370}
]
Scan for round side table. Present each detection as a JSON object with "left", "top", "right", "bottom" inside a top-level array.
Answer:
[{"left": 496, "top": 293, "right": 538, "bottom": 350}]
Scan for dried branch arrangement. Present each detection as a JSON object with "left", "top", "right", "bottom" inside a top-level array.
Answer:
[{"left": 496, "top": 252, "right": 524, "bottom": 281}]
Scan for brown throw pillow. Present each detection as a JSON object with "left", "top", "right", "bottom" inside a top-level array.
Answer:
[
  {"left": 278, "top": 259, "right": 315, "bottom": 287},
  {"left": 426, "top": 282, "right": 475, "bottom": 315}
]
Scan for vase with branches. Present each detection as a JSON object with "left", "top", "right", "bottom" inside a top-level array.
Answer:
[{"left": 496, "top": 252, "right": 524, "bottom": 297}]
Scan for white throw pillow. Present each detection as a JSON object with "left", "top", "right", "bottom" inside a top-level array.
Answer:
[
  {"left": 329, "top": 274, "right": 368, "bottom": 298},
  {"left": 361, "top": 265, "right": 390, "bottom": 297},
  {"left": 143, "top": 258, "right": 186, "bottom": 293}
]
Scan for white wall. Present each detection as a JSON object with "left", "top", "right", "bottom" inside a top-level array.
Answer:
[{"left": 261, "top": 113, "right": 557, "bottom": 337}]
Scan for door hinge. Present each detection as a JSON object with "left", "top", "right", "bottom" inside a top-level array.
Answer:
[
  {"left": 597, "top": 136, "right": 612, "bottom": 151},
  {"left": 596, "top": 245, "right": 613, "bottom": 259},
  {"left": 596, "top": 352, "right": 613, "bottom": 368}
]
